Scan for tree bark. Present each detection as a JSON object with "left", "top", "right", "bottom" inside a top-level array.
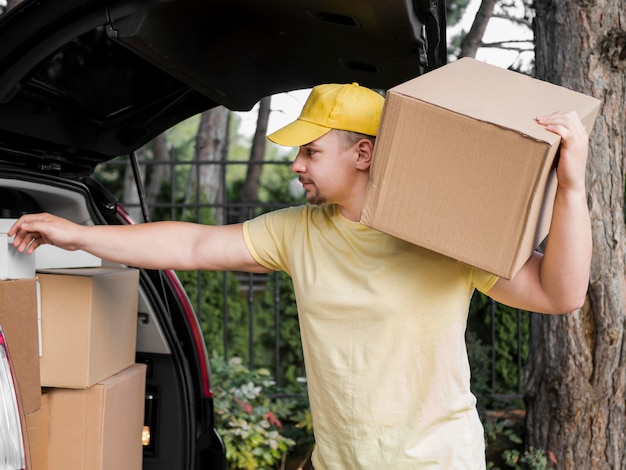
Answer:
[
  {"left": 191, "top": 106, "right": 229, "bottom": 224},
  {"left": 527, "top": 1, "right": 626, "bottom": 468},
  {"left": 146, "top": 132, "right": 170, "bottom": 209},
  {"left": 460, "top": 0, "right": 497, "bottom": 58},
  {"left": 239, "top": 96, "right": 271, "bottom": 222}
]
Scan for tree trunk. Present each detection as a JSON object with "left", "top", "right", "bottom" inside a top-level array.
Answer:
[
  {"left": 527, "top": 1, "right": 626, "bottom": 468},
  {"left": 190, "top": 106, "right": 229, "bottom": 224},
  {"left": 239, "top": 96, "right": 271, "bottom": 222},
  {"left": 459, "top": 0, "right": 497, "bottom": 58}
]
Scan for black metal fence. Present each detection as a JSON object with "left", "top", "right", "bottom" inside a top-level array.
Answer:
[{"left": 106, "top": 151, "right": 528, "bottom": 404}]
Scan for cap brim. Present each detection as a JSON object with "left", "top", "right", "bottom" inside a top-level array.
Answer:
[{"left": 267, "top": 119, "right": 331, "bottom": 147}]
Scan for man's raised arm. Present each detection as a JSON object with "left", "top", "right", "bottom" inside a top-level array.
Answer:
[{"left": 488, "top": 110, "right": 592, "bottom": 314}]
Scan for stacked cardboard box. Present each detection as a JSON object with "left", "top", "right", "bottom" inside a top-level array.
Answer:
[
  {"left": 0, "top": 260, "right": 146, "bottom": 470},
  {"left": 26, "top": 365, "right": 147, "bottom": 470},
  {"left": 25, "top": 392, "right": 50, "bottom": 470},
  {"left": 46, "top": 364, "right": 147, "bottom": 470},
  {"left": 37, "top": 267, "right": 139, "bottom": 388},
  {"left": 0, "top": 278, "right": 41, "bottom": 414}
]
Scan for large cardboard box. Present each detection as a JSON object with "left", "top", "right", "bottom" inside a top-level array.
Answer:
[
  {"left": 0, "top": 279, "right": 41, "bottom": 414},
  {"left": 48, "top": 364, "right": 147, "bottom": 470},
  {"left": 37, "top": 267, "right": 139, "bottom": 388},
  {"left": 25, "top": 392, "right": 50, "bottom": 470},
  {"left": 0, "top": 219, "right": 36, "bottom": 279},
  {"left": 361, "top": 58, "right": 601, "bottom": 279}
]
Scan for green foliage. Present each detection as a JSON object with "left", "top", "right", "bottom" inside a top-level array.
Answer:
[
  {"left": 466, "top": 330, "right": 491, "bottom": 413},
  {"left": 171, "top": 202, "right": 251, "bottom": 359},
  {"left": 468, "top": 291, "right": 529, "bottom": 405},
  {"left": 501, "top": 448, "right": 556, "bottom": 470},
  {"left": 253, "top": 271, "right": 304, "bottom": 386},
  {"left": 485, "top": 417, "right": 556, "bottom": 470},
  {"left": 177, "top": 268, "right": 249, "bottom": 359},
  {"left": 485, "top": 419, "right": 524, "bottom": 466},
  {"left": 211, "top": 355, "right": 313, "bottom": 470},
  {"left": 447, "top": 0, "right": 472, "bottom": 26}
]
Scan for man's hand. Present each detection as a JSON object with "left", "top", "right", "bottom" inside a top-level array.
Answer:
[
  {"left": 536, "top": 111, "right": 589, "bottom": 193},
  {"left": 9, "top": 213, "right": 84, "bottom": 255}
]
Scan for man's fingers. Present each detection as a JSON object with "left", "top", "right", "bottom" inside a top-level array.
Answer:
[
  {"left": 25, "top": 235, "right": 40, "bottom": 255},
  {"left": 10, "top": 218, "right": 45, "bottom": 253}
]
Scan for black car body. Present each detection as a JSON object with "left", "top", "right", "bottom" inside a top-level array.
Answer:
[{"left": 0, "top": 1, "right": 446, "bottom": 468}]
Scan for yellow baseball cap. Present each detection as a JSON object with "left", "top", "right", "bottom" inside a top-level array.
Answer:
[{"left": 267, "top": 82, "right": 384, "bottom": 147}]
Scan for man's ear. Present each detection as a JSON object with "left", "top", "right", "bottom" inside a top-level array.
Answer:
[{"left": 355, "top": 139, "right": 374, "bottom": 170}]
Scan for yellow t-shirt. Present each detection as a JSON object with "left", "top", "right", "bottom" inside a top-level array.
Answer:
[{"left": 243, "top": 204, "right": 498, "bottom": 470}]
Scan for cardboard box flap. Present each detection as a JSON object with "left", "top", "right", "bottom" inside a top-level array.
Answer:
[{"left": 389, "top": 57, "right": 601, "bottom": 142}]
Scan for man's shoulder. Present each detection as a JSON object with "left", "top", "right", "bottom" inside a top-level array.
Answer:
[{"left": 254, "top": 204, "right": 336, "bottom": 222}]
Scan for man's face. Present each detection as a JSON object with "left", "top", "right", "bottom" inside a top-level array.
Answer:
[{"left": 290, "top": 130, "right": 359, "bottom": 205}]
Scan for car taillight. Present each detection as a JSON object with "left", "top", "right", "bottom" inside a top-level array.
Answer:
[{"left": 0, "top": 326, "right": 28, "bottom": 470}]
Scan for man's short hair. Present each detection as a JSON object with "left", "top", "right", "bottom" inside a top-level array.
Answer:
[{"left": 338, "top": 130, "right": 376, "bottom": 150}]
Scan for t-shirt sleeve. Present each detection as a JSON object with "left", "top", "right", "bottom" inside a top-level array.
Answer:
[
  {"left": 242, "top": 207, "right": 301, "bottom": 274},
  {"left": 472, "top": 266, "right": 499, "bottom": 294}
]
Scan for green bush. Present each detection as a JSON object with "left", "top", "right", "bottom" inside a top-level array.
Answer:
[
  {"left": 177, "top": 268, "right": 249, "bottom": 358},
  {"left": 468, "top": 291, "right": 529, "bottom": 403},
  {"left": 253, "top": 271, "right": 304, "bottom": 386},
  {"left": 502, "top": 448, "right": 557, "bottom": 470},
  {"left": 211, "top": 355, "right": 298, "bottom": 469}
]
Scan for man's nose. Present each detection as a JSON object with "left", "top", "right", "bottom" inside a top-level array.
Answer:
[{"left": 290, "top": 152, "right": 305, "bottom": 173}]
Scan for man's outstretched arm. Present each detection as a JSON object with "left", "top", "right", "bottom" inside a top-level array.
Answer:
[{"left": 9, "top": 213, "right": 269, "bottom": 273}]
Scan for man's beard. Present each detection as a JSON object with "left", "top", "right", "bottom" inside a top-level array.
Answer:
[
  {"left": 301, "top": 178, "right": 326, "bottom": 205},
  {"left": 307, "top": 192, "right": 325, "bottom": 205}
]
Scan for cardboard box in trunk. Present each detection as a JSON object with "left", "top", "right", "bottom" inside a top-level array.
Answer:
[
  {"left": 25, "top": 392, "right": 50, "bottom": 470},
  {"left": 47, "top": 364, "right": 147, "bottom": 470},
  {"left": 0, "top": 279, "right": 41, "bottom": 414},
  {"left": 0, "top": 219, "right": 36, "bottom": 280},
  {"left": 361, "top": 58, "right": 600, "bottom": 279},
  {"left": 37, "top": 267, "right": 139, "bottom": 388}
]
